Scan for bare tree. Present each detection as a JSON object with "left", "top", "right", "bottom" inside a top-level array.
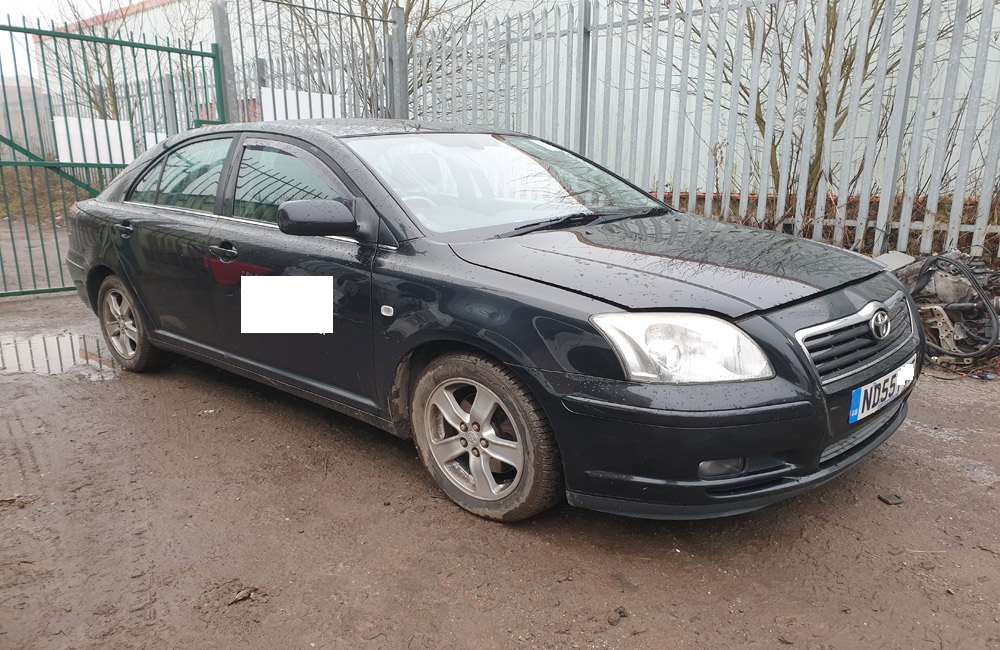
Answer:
[
  {"left": 42, "top": 0, "right": 210, "bottom": 122},
  {"left": 23, "top": 0, "right": 221, "bottom": 166},
  {"left": 679, "top": 0, "right": 979, "bottom": 230},
  {"left": 234, "top": 0, "right": 509, "bottom": 118}
]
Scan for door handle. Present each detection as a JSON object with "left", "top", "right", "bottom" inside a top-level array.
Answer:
[
  {"left": 209, "top": 244, "right": 239, "bottom": 262},
  {"left": 113, "top": 222, "right": 133, "bottom": 238}
]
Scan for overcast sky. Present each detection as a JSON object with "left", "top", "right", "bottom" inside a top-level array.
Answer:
[
  {"left": 2, "top": 0, "right": 74, "bottom": 75},
  {"left": 5, "top": 0, "right": 79, "bottom": 31},
  {"left": 2, "top": 0, "right": 132, "bottom": 76}
]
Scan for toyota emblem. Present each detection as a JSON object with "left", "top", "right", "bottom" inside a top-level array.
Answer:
[{"left": 869, "top": 309, "right": 891, "bottom": 341}]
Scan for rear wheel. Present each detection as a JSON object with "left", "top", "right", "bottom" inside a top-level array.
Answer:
[
  {"left": 411, "top": 352, "right": 563, "bottom": 521},
  {"left": 97, "top": 275, "right": 173, "bottom": 372}
]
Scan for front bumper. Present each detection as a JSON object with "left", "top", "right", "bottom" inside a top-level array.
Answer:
[
  {"left": 519, "top": 276, "right": 923, "bottom": 519},
  {"left": 564, "top": 399, "right": 907, "bottom": 519},
  {"left": 524, "top": 362, "right": 916, "bottom": 519}
]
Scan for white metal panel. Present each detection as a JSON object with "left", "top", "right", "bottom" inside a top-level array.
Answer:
[{"left": 53, "top": 117, "right": 136, "bottom": 165}]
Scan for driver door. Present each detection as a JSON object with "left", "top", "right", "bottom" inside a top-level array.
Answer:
[{"left": 208, "top": 136, "right": 377, "bottom": 413}]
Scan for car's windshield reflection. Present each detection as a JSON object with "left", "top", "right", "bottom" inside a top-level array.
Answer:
[{"left": 345, "top": 133, "right": 661, "bottom": 237}]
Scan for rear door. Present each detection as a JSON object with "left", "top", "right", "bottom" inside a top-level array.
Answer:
[
  {"left": 114, "top": 136, "right": 235, "bottom": 350},
  {"left": 208, "top": 135, "right": 378, "bottom": 412}
]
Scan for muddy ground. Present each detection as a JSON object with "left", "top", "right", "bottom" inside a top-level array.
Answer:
[{"left": 1, "top": 292, "right": 998, "bottom": 649}]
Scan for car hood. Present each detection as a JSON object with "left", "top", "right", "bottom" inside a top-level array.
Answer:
[{"left": 450, "top": 213, "right": 883, "bottom": 317}]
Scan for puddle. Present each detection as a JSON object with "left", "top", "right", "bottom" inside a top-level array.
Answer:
[{"left": 0, "top": 333, "right": 118, "bottom": 379}]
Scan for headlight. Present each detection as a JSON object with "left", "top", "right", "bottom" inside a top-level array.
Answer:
[{"left": 590, "top": 313, "right": 774, "bottom": 384}]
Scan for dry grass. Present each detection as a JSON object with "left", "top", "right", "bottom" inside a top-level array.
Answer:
[{"left": 0, "top": 166, "right": 103, "bottom": 223}]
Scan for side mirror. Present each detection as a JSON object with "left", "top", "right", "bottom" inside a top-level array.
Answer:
[{"left": 277, "top": 199, "right": 358, "bottom": 236}]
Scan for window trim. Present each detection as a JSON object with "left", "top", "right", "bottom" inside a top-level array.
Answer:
[
  {"left": 218, "top": 133, "right": 386, "bottom": 244},
  {"left": 123, "top": 135, "right": 239, "bottom": 216},
  {"left": 122, "top": 129, "right": 386, "bottom": 244}
]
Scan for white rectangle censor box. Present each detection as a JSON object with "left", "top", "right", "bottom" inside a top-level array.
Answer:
[{"left": 241, "top": 276, "right": 334, "bottom": 334}]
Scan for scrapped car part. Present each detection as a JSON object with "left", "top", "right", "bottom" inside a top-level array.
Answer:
[
  {"left": 66, "top": 119, "right": 923, "bottom": 521},
  {"left": 891, "top": 250, "right": 1000, "bottom": 364}
]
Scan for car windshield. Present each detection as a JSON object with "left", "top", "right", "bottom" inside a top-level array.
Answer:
[{"left": 344, "top": 132, "right": 662, "bottom": 237}]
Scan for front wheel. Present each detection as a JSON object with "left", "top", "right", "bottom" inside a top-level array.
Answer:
[
  {"left": 411, "top": 352, "right": 563, "bottom": 522},
  {"left": 97, "top": 275, "right": 173, "bottom": 372}
]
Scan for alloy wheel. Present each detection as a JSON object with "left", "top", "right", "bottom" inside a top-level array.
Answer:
[
  {"left": 424, "top": 379, "right": 525, "bottom": 501},
  {"left": 103, "top": 289, "right": 139, "bottom": 359}
]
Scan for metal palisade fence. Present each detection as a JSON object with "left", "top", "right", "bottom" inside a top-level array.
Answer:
[
  {"left": 404, "top": 0, "right": 1000, "bottom": 258},
  {"left": 1, "top": 0, "right": 999, "bottom": 297},
  {"left": 0, "top": 15, "right": 224, "bottom": 296}
]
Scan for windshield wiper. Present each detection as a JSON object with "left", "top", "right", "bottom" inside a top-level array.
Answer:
[
  {"left": 589, "top": 205, "right": 673, "bottom": 225},
  {"left": 497, "top": 205, "right": 674, "bottom": 238},
  {"left": 497, "top": 212, "right": 602, "bottom": 238}
]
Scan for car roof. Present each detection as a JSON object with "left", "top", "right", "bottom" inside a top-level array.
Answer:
[
  {"left": 167, "top": 118, "right": 521, "bottom": 146},
  {"left": 315, "top": 119, "right": 521, "bottom": 138}
]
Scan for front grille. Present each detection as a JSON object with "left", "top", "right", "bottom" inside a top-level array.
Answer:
[{"left": 797, "top": 292, "right": 913, "bottom": 385}]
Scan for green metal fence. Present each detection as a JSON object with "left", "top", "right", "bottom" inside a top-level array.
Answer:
[{"left": 0, "top": 18, "right": 225, "bottom": 297}]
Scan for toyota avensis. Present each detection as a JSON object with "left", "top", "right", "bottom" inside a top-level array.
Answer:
[{"left": 66, "top": 120, "right": 923, "bottom": 521}]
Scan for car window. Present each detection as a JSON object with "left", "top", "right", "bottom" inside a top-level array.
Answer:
[
  {"left": 152, "top": 138, "right": 232, "bottom": 213},
  {"left": 345, "top": 133, "right": 661, "bottom": 236},
  {"left": 232, "top": 139, "right": 348, "bottom": 224},
  {"left": 129, "top": 158, "right": 165, "bottom": 204}
]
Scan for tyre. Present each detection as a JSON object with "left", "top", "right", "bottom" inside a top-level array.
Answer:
[
  {"left": 411, "top": 352, "right": 563, "bottom": 521},
  {"left": 97, "top": 275, "right": 173, "bottom": 372}
]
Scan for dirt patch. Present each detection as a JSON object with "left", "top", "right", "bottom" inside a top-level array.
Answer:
[{"left": 1, "top": 294, "right": 999, "bottom": 649}]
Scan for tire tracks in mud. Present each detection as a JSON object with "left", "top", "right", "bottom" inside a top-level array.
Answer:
[
  {"left": 0, "top": 374, "right": 169, "bottom": 648},
  {"left": 3, "top": 412, "right": 42, "bottom": 488}
]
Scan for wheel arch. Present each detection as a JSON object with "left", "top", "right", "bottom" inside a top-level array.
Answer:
[
  {"left": 85, "top": 265, "right": 116, "bottom": 313},
  {"left": 386, "top": 334, "right": 546, "bottom": 441}
]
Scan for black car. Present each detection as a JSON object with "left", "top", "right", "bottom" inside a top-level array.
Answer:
[{"left": 66, "top": 120, "right": 923, "bottom": 521}]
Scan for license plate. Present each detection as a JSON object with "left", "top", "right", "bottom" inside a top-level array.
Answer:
[{"left": 848, "top": 357, "right": 917, "bottom": 424}]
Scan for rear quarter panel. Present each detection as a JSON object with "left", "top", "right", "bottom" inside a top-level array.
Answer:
[{"left": 66, "top": 199, "right": 127, "bottom": 312}]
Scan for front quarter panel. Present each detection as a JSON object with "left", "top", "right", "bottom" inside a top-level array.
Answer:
[{"left": 371, "top": 237, "right": 626, "bottom": 404}]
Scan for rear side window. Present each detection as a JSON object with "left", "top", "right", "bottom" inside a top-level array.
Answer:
[
  {"left": 232, "top": 139, "right": 348, "bottom": 223},
  {"left": 130, "top": 159, "right": 164, "bottom": 204},
  {"left": 129, "top": 137, "right": 232, "bottom": 213}
]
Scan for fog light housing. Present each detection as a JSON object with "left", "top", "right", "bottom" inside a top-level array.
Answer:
[{"left": 698, "top": 458, "right": 746, "bottom": 479}]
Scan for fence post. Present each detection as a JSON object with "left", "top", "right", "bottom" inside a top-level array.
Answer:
[
  {"left": 162, "top": 75, "right": 179, "bottom": 135},
  {"left": 875, "top": 0, "right": 923, "bottom": 253},
  {"left": 576, "top": 0, "right": 592, "bottom": 155},
  {"left": 211, "top": 0, "right": 239, "bottom": 122},
  {"left": 389, "top": 6, "right": 408, "bottom": 119}
]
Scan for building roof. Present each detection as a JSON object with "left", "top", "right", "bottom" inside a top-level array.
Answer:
[
  {"left": 55, "top": 0, "right": 177, "bottom": 34},
  {"left": 30, "top": 0, "right": 178, "bottom": 42}
]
